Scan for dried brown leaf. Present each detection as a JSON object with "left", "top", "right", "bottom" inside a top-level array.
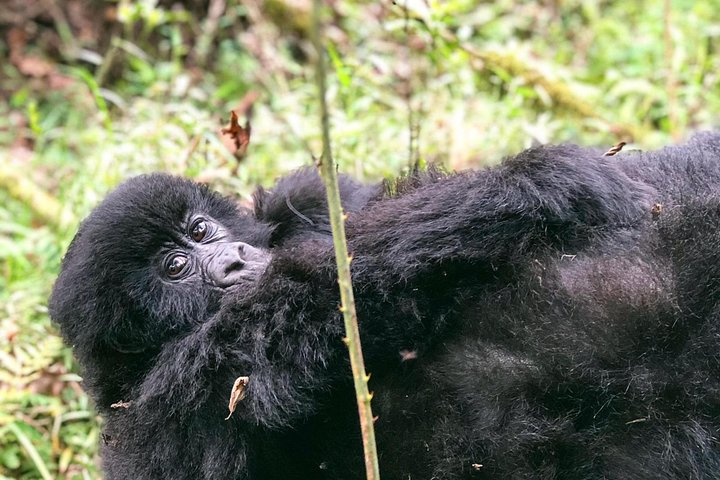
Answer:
[
  {"left": 220, "top": 110, "right": 252, "bottom": 159},
  {"left": 399, "top": 349, "right": 418, "bottom": 361},
  {"left": 603, "top": 141, "right": 627, "bottom": 157},
  {"left": 651, "top": 203, "right": 663, "bottom": 219},
  {"left": 225, "top": 376, "right": 250, "bottom": 420}
]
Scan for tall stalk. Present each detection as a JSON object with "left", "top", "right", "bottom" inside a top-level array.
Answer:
[{"left": 310, "top": 2, "right": 380, "bottom": 479}]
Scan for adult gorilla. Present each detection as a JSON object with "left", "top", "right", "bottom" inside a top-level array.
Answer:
[{"left": 50, "top": 133, "right": 720, "bottom": 479}]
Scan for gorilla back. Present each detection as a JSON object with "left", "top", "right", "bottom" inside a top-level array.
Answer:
[{"left": 50, "top": 134, "right": 720, "bottom": 479}]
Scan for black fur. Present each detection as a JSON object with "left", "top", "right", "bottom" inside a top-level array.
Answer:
[{"left": 49, "top": 133, "right": 720, "bottom": 479}]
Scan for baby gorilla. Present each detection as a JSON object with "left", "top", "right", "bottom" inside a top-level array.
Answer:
[{"left": 50, "top": 135, "right": 720, "bottom": 479}]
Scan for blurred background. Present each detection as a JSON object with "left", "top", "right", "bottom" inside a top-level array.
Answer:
[{"left": 1, "top": 0, "right": 719, "bottom": 478}]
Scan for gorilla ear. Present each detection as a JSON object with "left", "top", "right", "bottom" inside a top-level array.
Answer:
[{"left": 51, "top": 276, "right": 154, "bottom": 356}]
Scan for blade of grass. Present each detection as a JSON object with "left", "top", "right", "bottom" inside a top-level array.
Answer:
[{"left": 8, "top": 422, "right": 53, "bottom": 480}]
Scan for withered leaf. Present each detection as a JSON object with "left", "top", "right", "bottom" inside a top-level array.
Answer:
[
  {"left": 651, "top": 203, "right": 663, "bottom": 219},
  {"left": 399, "top": 349, "right": 418, "bottom": 362},
  {"left": 225, "top": 376, "right": 250, "bottom": 420},
  {"left": 110, "top": 400, "right": 132, "bottom": 409},
  {"left": 603, "top": 141, "right": 627, "bottom": 157},
  {"left": 220, "top": 111, "right": 252, "bottom": 159}
]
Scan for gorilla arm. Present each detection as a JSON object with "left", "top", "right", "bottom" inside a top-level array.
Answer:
[
  {"left": 340, "top": 145, "right": 656, "bottom": 362},
  {"left": 349, "top": 144, "right": 653, "bottom": 285}
]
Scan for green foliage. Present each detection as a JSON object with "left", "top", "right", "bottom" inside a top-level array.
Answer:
[{"left": 1, "top": 0, "right": 719, "bottom": 477}]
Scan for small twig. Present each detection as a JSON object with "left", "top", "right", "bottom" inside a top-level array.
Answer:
[
  {"left": 194, "top": 0, "right": 226, "bottom": 67},
  {"left": 285, "top": 196, "right": 315, "bottom": 225},
  {"left": 663, "top": 0, "right": 679, "bottom": 140},
  {"left": 95, "top": 35, "right": 122, "bottom": 87},
  {"left": 401, "top": 0, "right": 420, "bottom": 169}
]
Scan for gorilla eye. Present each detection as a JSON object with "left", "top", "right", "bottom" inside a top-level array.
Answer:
[
  {"left": 166, "top": 255, "right": 188, "bottom": 278},
  {"left": 191, "top": 220, "right": 208, "bottom": 242}
]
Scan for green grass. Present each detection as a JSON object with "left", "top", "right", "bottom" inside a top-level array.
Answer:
[{"left": 1, "top": 1, "right": 719, "bottom": 478}]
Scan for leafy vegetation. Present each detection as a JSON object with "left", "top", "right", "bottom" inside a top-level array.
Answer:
[{"left": 1, "top": 0, "right": 719, "bottom": 478}]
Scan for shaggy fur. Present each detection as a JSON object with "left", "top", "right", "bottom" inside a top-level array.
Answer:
[{"left": 50, "top": 133, "right": 720, "bottom": 479}]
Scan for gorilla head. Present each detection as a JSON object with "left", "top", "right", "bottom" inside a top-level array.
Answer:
[{"left": 50, "top": 174, "right": 272, "bottom": 375}]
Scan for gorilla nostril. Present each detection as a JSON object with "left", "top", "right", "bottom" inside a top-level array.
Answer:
[{"left": 225, "top": 260, "right": 245, "bottom": 275}]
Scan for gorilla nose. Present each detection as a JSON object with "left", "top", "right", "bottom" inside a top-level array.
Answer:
[
  {"left": 204, "top": 242, "right": 248, "bottom": 287},
  {"left": 204, "top": 241, "right": 270, "bottom": 288},
  {"left": 223, "top": 243, "right": 249, "bottom": 274}
]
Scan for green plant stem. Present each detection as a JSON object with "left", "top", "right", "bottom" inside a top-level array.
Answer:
[
  {"left": 310, "top": 2, "right": 380, "bottom": 479},
  {"left": 663, "top": 0, "right": 679, "bottom": 139}
]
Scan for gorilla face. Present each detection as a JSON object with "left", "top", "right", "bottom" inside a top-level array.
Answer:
[
  {"left": 157, "top": 214, "right": 270, "bottom": 289},
  {"left": 51, "top": 173, "right": 273, "bottom": 356}
]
